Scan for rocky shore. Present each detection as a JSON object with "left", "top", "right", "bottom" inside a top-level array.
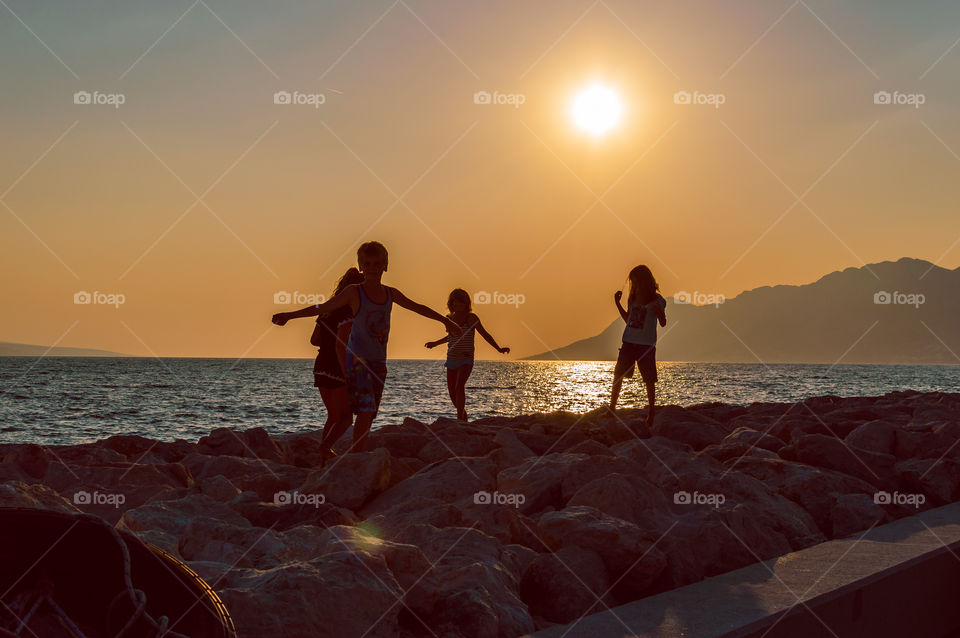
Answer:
[{"left": 2, "top": 390, "right": 960, "bottom": 637}]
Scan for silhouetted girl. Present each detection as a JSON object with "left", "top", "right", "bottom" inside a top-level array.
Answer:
[
  {"left": 610, "top": 265, "right": 667, "bottom": 425},
  {"left": 272, "top": 267, "right": 362, "bottom": 465},
  {"left": 425, "top": 288, "right": 510, "bottom": 421}
]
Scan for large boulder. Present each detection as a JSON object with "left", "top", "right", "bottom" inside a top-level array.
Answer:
[
  {"left": 220, "top": 551, "right": 403, "bottom": 638},
  {"left": 396, "top": 524, "right": 535, "bottom": 638},
  {"left": 651, "top": 406, "right": 730, "bottom": 450},
  {"left": 844, "top": 421, "right": 897, "bottom": 455},
  {"left": 519, "top": 546, "right": 611, "bottom": 624},
  {"left": 299, "top": 448, "right": 390, "bottom": 510},
  {"left": 361, "top": 457, "right": 497, "bottom": 535},
  {"left": 794, "top": 433, "right": 898, "bottom": 490},
  {"left": 538, "top": 506, "right": 667, "bottom": 600}
]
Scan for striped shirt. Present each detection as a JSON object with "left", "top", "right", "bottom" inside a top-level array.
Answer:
[{"left": 446, "top": 313, "right": 477, "bottom": 361}]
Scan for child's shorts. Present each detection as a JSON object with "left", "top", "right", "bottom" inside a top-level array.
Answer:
[
  {"left": 614, "top": 343, "right": 657, "bottom": 384},
  {"left": 445, "top": 359, "right": 473, "bottom": 370},
  {"left": 345, "top": 352, "right": 388, "bottom": 415}
]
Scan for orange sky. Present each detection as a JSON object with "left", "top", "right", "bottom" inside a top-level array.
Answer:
[{"left": 2, "top": 1, "right": 959, "bottom": 359}]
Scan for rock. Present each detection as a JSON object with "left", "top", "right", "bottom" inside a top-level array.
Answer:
[
  {"left": 180, "top": 453, "right": 309, "bottom": 501},
  {"left": 220, "top": 552, "right": 403, "bottom": 638},
  {"left": 100, "top": 434, "right": 194, "bottom": 463},
  {"left": 117, "top": 494, "right": 249, "bottom": 539},
  {"left": 651, "top": 406, "right": 730, "bottom": 450},
  {"left": 734, "top": 456, "right": 879, "bottom": 538},
  {"left": 418, "top": 431, "right": 498, "bottom": 464},
  {"left": 830, "top": 493, "right": 888, "bottom": 538},
  {"left": 566, "top": 473, "right": 669, "bottom": 528},
  {"left": 0, "top": 481, "right": 79, "bottom": 513},
  {"left": 844, "top": 421, "right": 897, "bottom": 455},
  {"left": 699, "top": 441, "right": 780, "bottom": 464},
  {"left": 198, "top": 474, "right": 240, "bottom": 501},
  {"left": 565, "top": 439, "right": 615, "bottom": 457},
  {"left": 724, "top": 426, "right": 785, "bottom": 453},
  {"left": 519, "top": 546, "right": 611, "bottom": 624},
  {"left": 361, "top": 457, "right": 497, "bottom": 535},
  {"left": 368, "top": 429, "right": 429, "bottom": 459},
  {"left": 794, "top": 433, "right": 898, "bottom": 490},
  {"left": 228, "top": 496, "right": 356, "bottom": 531},
  {"left": 538, "top": 506, "right": 667, "bottom": 600},
  {"left": 897, "top": 458, "right": 960, "bottom": 506},
  {"left": 496, "top": 454, "right": 585, "bottom": 515},
  {"left": 179, "top": 517, "right": 331, "bottom": 569},
  {"left": 196, "top": 427, "right": 284, "bottom": 463},
  {"left": 299, "top": 448, "right": 391, "bottom": 510},
  {"left": 3, "top": 444, "right": 50, "bottom": 478},
  {"left": 396, "top": 524, "right": 535, "bottom": 637}
]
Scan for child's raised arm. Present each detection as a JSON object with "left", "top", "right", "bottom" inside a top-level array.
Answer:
[
  {"left": 614, "top": 291, "right": 628, "bottom": 322},
  {"left": 474, "top": 315, "right": 510, "bottom": 354},
  {"left": 271, "top": 287, "right": 357, "bottom": 326},
  {"left": 389, "top": 287, "right": 462, "bottom": 336}
]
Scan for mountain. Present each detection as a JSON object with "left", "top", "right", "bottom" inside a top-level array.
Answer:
[
  {"left": 524, "top": 258, "right": 960, "bottom": 364},
  {"left": 0, "top": 342, "right": 132, "bottom": 357}
]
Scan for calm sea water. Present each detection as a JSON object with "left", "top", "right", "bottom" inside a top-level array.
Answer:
[{"left": 1, "top": 358, "right": 959, "bottom": 446}]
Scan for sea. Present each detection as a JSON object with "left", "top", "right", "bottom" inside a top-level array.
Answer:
[{"left": 1, "top": 358, "right": 959, "bottom": 446}]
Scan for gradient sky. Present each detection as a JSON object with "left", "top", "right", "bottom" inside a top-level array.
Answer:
[{"left": 2, "top": 0, "right": 959, "bottom": 359}]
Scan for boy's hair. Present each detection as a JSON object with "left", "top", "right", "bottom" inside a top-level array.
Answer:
[
  {"left": 333, "top": 267, "right": 364, "bottom": 296},
  {"left": 357, "top": 241, "right": 389, "bottom": 270},
  {"left": 627, "top": 265, "right": 659, "bottom": 305},
  {"left": 447, "top": 288, "right": 472, "bottom": 312}
]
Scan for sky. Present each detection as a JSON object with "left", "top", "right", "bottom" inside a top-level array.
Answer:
[{"left": 2, "top": 0, "right": 959, "bottom": 360}]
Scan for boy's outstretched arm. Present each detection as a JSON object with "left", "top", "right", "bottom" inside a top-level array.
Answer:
[
  {"left": 475, "top": 317, "right": 509, "bottom": 354},
  {"left": 614, "top": 291, "right": 628, "bottom": 322},
  {"left": 272, "top": 288, "right": 357, "bottom": 325},
  {"left": 389, "top": 287, "right": 462, "bottom": 335}
]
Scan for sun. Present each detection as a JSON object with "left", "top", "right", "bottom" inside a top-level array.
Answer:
[{"left": 570, "top": 84, "right": 623, "bottom": 136}]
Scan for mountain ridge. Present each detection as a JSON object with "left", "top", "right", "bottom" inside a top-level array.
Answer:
[{"left": 524, "top": 258, "right": 960, "bottom": 364}]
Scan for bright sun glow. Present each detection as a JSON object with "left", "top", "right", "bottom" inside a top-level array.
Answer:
[{"left": 570, "top": 84, "right": 623, "bottom": 136}]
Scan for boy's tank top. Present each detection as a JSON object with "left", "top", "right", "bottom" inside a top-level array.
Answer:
[{"left": 346, "top": 285, "right": 392, "bottom": 362}]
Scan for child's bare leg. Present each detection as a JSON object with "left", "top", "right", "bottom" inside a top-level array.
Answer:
[
  {"left": 350, "top": 412, "right": 375, "bottom": 453},
  {"left": 319, "top": 387, "right": 350, "bottom": 451},
  {"left": 446, "top": 368, "right": 461, "bottom": 416},
  {"left": 610, "top": 375, "right": 625, "bottom": 410},
  {"left": 456, "top": 365, "right": 472, "bottom": 420},
  {"left": 645, "top": 381, "right": 656, "bottom": 424}
]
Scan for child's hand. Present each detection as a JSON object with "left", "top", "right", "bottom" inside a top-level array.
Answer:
[
  {"left": 614, "top": 291, "right": 623, "bottom": 303},
  {"left": 271, "top": 313, "right": 288, "bottom": 326},
  {"left": 425, "top": 341, "right": 437, "bottom": 349},
  {"left": 499, "top": 346, "right": 510, "bottom": 354}
]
